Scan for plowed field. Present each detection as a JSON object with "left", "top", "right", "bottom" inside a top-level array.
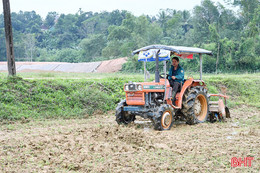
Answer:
[{"left": 0, "top": 106, "right": 259, "bottom": 172}]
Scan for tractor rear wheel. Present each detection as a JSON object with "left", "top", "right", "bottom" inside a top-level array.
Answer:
[
  {"left": 115, "top": 100, "right": 135, "bottom": 125},
  {"left": 182, "top": 87, "right": 209, "bottom": 125},
  {"left": 153, "top": 104, "right": 174, "bottom": 130}
]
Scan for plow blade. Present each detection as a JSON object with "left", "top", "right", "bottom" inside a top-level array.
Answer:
[
  {"left": 209, "top": 100, "right": 230, "bottom": 122},
  {"left": 225, "top": 107, "right": 231, "bottom": 118}
]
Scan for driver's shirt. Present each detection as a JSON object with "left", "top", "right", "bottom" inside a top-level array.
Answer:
[{"left": 168, "top": 65, "right": 184, "bottom": 83}]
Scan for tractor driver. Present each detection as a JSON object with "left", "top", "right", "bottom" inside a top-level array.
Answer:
[{"left": 168, "top": 56, "right": 184, "bottom": 100}]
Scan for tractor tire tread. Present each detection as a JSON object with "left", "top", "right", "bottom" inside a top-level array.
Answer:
[{"left": 181, "top": 87, "right": 209, "bottom": 125}]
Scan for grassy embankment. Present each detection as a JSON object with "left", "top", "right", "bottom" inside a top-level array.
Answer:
[{"left": 0, "top": 72, "right": 259, "bottom": 123}]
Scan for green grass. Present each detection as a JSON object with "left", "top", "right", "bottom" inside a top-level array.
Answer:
[
  {"left": 0, "top": 75, "right": 133, "bottom": 122},
  {"left": 0, "top": 72, "right": 145, "bottom": 81},
  {"left": 0, "top": 72, "right": 259, "bottom": 123},
  {"left": 203, "top": 74, "right": 260, "bottom": 108}
]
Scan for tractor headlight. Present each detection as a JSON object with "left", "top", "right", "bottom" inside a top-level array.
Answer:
[
  {"left": 125, "top": 85, "right": 129, "bottom": 91},
  {"left": 137, "top": 84, "right": 142, "bottom": 91},
  {"left": 125, "top": 84, "right": 142, "bottom": 91}
]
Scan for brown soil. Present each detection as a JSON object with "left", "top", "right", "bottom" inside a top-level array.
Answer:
[
  {"left": 96, "top": 57, "right": 127, "bottom": 73},
  {"left": 0, "top": 107, "right": 259, "bottom": 172}
]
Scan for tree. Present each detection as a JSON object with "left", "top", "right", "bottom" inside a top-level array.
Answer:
[
  {"left": 23, "top": 34, "right": 36, "bottom": 62},
  {"left": 107, "top": 25, "right": 131, "bottom": 41},
  {"left": 192, "top": 0, "right": 220, "bottom": 45},
  {"left": 11, "top": 11, "right": 42, "bottom": 33},
  {"left": 0, "top": 6, "right": 258, "bottom": 72},
  {"left": 44, "top": 12, "right": 58, "bottom": 28},
  {"left": 122, "top": 13, "right": 136, "bottom": 33},
  {"left": 157, "top": 10, "right": 169, "bottom": 36},
  {"left": 0, "top": 28, "right": 6, "bottom": 61},
  {"left": 55, "top": 48, "right": 82, "bottom": 62},
  {"left": 80, "top": 34, "right": 106, "bottom": 61},
  {"left": 107, "top": 10, "right": 127, "bottom": 26},
  {"left": 53, "top": 14, "right": 79, "bottom": 48}
]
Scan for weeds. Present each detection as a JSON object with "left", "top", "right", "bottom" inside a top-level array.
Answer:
[
  {"left": 0, "top": 76, "right": 126, "bottom": 122},
  {"left": 0, "top": 73, "right": 259, "bottom": 123},
  {"left": 205, "top": 76, "right": 260, "bottom": 108}
]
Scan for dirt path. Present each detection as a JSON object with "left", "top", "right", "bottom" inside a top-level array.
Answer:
[{"left": 0, "top": 107, "right": 259, "bottom": 172}]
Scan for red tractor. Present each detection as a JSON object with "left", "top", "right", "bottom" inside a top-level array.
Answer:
[{"left": 115, "top": 45, "right": 230, "bottom": 130}]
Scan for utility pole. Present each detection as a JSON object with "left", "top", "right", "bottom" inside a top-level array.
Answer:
[{"left": 2, "top": 0, "right": 16, "bottom": 76}]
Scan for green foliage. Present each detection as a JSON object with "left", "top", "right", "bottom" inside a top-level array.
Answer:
[
  {"left": 122, "top": 56, "right": 141, "bottom": 73},
  {"left": 35, "top": 48, "right": 83, "bottom": 62},
  {"left": 107, "top": 26, "right": 131, "bottom": 41},
  {"left": 54, "top": 48, "right": 83, "bottom": 62},
  {"left": 0, "top": 76, "right": 128, "bottom": 121},
  {"left": 204, "top": 74, "right": 260, "bottom": 108},
  {"left": 0, "top": 0, "right": 259, "bottom": 72},
  {"left": 0, "top": 73, "right": 259, "bottom": 123},
  {"left": 80, "top": 34, "right": 107, "bottom": 62},
  {"left": 44, "top": 12, "right": 58, "bottom": 28},
  {"left": 10, "top": 11, "right": 42, "bottom": 33}
]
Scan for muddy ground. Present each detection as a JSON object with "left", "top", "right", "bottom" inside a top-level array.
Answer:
[{"left": 0, "top": 106, "right": 259, "bottom": 172}]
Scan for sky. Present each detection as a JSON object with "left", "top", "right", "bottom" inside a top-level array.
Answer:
[{"left": 0, "top": 0, "right": 231, "bottom": 18}]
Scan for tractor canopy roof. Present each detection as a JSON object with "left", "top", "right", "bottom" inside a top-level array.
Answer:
[{"left": 132, "top": 45, "right": 213, "bottom": 62}]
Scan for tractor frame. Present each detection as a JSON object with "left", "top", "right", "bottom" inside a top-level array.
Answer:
[{"left": 115, "top": 45, "right": 230, "bottom": 130}]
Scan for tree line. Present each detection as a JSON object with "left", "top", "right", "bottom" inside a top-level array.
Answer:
[{"left": 0, "top": 0, "right": 259, "bottom": 73}]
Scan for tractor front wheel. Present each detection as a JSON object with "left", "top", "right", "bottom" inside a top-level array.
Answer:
[
  {"left": 153, "top": 104, "right": 174, "bottom": 131},
  {"left": 115, "top": 100, "right": 135, "bottom": 125}
]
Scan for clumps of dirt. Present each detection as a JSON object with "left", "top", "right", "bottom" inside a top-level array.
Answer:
[{"left": 0, "top": 108, "right": 259, "bottom": 172}]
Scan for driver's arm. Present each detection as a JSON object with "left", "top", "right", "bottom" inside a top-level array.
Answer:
[
  {"left": 175, "top": 68, "right": 184, "bottom": 81},
  {"left": 167, "top": 66, "right": 173, "bottom": 80}
]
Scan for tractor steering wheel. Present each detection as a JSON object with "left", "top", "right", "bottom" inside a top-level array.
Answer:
[{"left": 159, "top": 74, "right": 169, "bottom": 79}]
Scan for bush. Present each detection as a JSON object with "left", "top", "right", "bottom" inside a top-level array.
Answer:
[{"left": 0, "top": 76, "right": 127, "bottom": 122}]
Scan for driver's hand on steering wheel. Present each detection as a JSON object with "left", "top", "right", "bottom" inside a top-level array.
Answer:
[{"left": 172, "top": 76, "right": 176, "bottom": 80}]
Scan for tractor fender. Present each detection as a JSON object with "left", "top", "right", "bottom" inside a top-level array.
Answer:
[
  {"left": 177, "top": 78, "right": 206, "bottom": 108},
  {"left": 176, "top": 78, "right": 193, "bottom": 108},
  {"left": 154, "top": 104, "right": 174, "bottom": 119},
  {"left": 116, "top": 99, "right": 126, "bottom": 115}
]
